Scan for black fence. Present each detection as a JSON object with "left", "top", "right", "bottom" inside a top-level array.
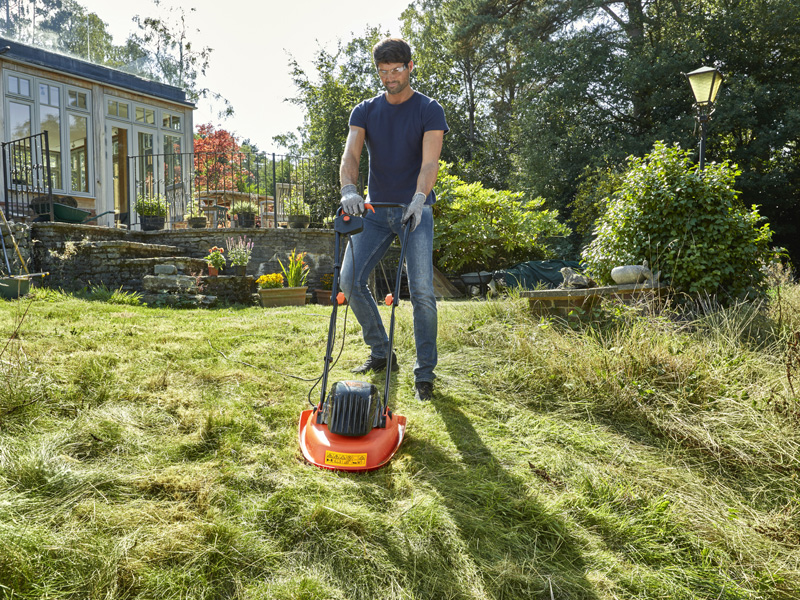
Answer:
[
  {"left": 127, "top": 151, "right": 341, "bottom": 230},
  {"left": 1, "top": 132, "right": 54, "bottom": 222}
]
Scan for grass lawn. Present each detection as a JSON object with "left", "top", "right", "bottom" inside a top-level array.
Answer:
[{"left": 1, "top": 285, "right": 799, "bottom": 599}]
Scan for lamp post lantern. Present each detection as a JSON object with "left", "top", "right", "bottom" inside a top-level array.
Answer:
[{"left": 684, "top": 66, "right": 724, "bottom": 170}]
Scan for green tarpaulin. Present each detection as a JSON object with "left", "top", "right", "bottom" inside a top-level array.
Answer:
[{"left": 500, "top": 260, "right": 582, "bottom": 289}]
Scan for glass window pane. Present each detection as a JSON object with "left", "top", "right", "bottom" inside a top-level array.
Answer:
[
  {"left": 163, "top": 135, "right": 182, "bottom": 187},
  {"left": 107, "top": 99, "right": 116, "bottom": 115},
  {"left": 19, "top": 78, "right": 29, "bottom": 96},
  {"left": 8, "top": 101, "right": 31, "bottom": 139},
  {"left": 163, "top": 135, "right": 181, "bottom": 155},
  {"left": 9, "top": 76, "right": 18, "bottom": 95},
  {"left": 69, "top": 91, "right": 87, "bottom": 109},
  {"left": 120, "top": 103, "right": 128, "bottom": 118},
  {"left": 136, "top": 107, "right": 156, "bottom": 125},
  {"left": 39, "top": 83, "right": 48, "bottom": 105},
  {"left": 69, "top": 114, "right": 89, "bottom": 193},
  {"left": 51, "top": 86, "right": 60, "bottom": 107},
  {"left": 40, "top": 105, "right": 62, "bottom": 189},
  {"left": 138, "top": 132, "right": 155, "bottom": 197}
]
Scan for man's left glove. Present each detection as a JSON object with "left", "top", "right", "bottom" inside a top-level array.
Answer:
[{"left": 402, "top": 192, "right": 427, "bottom": 232}]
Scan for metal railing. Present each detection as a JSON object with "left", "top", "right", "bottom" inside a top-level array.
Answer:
[
  {"left": 127, "top": 151, "right": 341, "bottom": 230},
  {"left": 2, "top": 132, "right": 54, "bottom": 222}
]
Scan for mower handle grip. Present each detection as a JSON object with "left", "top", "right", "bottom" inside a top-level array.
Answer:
[{"left": 337, "top": 202, "right": 407, "bottom": 218}]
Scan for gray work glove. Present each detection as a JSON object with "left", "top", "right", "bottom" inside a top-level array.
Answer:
[
  {"left": 402, "top": 192, "right": 427, "bottom": 232},
  {"left": 340, "top": 184, "right": 364, "bottom": 216}
]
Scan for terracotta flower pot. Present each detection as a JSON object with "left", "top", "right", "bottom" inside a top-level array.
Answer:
[
  {"left": 208, "top": 266, "right": 220, "bottom": 277},
  {"left": 314, "top": 289, "right": 347, "bottom": 305}
]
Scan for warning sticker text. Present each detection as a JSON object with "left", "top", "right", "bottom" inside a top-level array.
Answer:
[{"left": 325, "top": 451, "right": 367, "bottom": 468}]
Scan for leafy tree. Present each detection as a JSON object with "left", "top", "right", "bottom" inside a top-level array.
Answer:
[
  {"left": 433, "top": 162, "right": 570, "bottom": 273},
  {"left": 128, "top": 2, "right": 231, "bottom": 116},
  {"left": 193, "top": 123, "right": 250, "bottom": 192},
  {"left": 401, "top": 0, "right": 519, "bottom": 189},
  {"left": 569, "top": 163, "right": 623, "bottom": 247},
  {"left": 1, "top": 0, "right": 128, "bottom": 63},
  {"left": 280, "top": 28, "right": 385, "bottom": 216},
  {"left": 464, "top": 0, "right": 800, "bottom": 263},
  {"left": 582, "top": 142, "right": 773, "bottom": 299},
  {"left": 0, "top": 1, "right": 232, "bottom": 118}
]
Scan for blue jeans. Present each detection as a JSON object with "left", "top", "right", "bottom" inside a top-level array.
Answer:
[{"left": 340, "top": 205, "right": 437, "bottom": 383}]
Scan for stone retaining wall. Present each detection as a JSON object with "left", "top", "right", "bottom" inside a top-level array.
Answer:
[
  {"left": 29, "top": 223, "right": 339, "bottom": 292},
  {"left": 136, "top": 227, "right": 339, "bottom": 287}
]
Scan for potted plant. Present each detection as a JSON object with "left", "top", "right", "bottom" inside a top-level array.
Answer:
[
  {"left": 231, "top": 200, "right": 257, "bottom": 228},
  {"left": 315, "top": 272, "right": 334, "bottom": 305},
  {"left": 285, "top": 191, "right": 311, "bottom": 229},
  {"left": 256, "top": 272, "right": 305, "bottom": 307},
  {"left": 186, "top": 202, "right": 207, "bottom": 228},
  {"left": 135, "top": 194, "right": 168, "bottom": 231},
  {"left": 204, "top": 246, "right": 226, "bottom": 276},
  {"left": 254, "top": 248, "right": 308, "bottom": 307},
  {"left": 280, "top": 248, "right": 309, "bottom": 288},
  {"left": 226, "top": 235, "right": 254, "bottom": 276}
]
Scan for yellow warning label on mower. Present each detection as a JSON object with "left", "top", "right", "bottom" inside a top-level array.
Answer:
[{"left": 325, "top": 451, "right": 367, "bottom": 468}]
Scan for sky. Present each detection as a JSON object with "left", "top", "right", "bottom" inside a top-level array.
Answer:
[{"left": 76, "top": 0, "right": 411, "bottom": 151}]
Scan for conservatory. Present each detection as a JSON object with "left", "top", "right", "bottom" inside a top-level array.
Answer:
[{"left": 0, "top": 37, "right": 194, "bottom": 227}]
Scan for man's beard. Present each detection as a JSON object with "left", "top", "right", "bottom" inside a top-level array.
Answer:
[{"left": 384, "top": 80, "right": 408, "bottom": 95}]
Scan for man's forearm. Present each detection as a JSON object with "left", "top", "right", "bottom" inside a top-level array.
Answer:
[
  {"left": 340, "top": 155, "right": 360, "bottom": 189},
  {"left": 415, "top": 161, "right": 439, "bottom": 197}
]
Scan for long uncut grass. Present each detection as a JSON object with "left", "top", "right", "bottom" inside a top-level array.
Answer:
[{"left": 1, "top": 284, "right": 799, "bottom": 599}]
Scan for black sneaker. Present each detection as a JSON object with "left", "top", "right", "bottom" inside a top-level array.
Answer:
[
  {"left": 352, "top": 352, "right": 399, "bottom": 374},
  {"left": 415, "top": 381, "right": 434, "bottom": 401}
]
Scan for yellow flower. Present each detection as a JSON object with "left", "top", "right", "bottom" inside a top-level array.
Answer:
[{"left": 257, "top": 273, "right": 284, "bottom": 289}]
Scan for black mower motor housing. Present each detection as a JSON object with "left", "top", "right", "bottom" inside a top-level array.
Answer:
[{"left": 316, "top": 380, "right": 386, "bottom": 436}]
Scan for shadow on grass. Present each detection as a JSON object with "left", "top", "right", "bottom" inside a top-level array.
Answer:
[{"left": 397, "top": 391, "right": 597, "bottom": 600}]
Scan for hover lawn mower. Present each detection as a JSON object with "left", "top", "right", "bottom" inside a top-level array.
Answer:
[{"left": 299, "top": 203, "right": 409, "bottom": 472}]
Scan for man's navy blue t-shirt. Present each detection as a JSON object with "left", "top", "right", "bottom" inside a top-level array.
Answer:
[{"left": 349, "top": 91, "right": 448, "bottom": 206}]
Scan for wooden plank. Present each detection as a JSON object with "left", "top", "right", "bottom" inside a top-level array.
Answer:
[{"left": 433, "top": 266, "right": 462, "bottom": 298}]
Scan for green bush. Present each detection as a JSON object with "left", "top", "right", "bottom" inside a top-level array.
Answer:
[
  {"left": 433, "top": 163, "right": 570, "bottom": 273},
  {"left": 582, "top": 142, "right": 773, "bottom": 298},
  {"left": 134, "top": 194, "right": 168, "bottom": 217}
]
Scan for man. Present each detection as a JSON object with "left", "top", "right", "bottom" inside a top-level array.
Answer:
[{"left": 339, "top": 37, "right": 448, "bottom": 402}]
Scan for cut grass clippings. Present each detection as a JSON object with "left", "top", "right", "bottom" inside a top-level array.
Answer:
[{"left": 0, "top": 285, "right": 799, "bottom": 599}]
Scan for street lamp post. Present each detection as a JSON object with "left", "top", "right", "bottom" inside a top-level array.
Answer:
[{"left": 684, "top": 66, "right": 724, "bottom": 170}]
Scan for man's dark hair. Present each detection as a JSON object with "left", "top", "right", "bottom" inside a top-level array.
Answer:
[{"left": 372, "top": 38, "right": 412, "bottom": 66}]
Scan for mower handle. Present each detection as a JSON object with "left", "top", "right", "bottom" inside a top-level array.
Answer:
[
  {"left": 337, "top": 202, "right": 409, "bottom": 218},
  {"left": 364, "top": 202, "right": 408, "bottom": 209}
]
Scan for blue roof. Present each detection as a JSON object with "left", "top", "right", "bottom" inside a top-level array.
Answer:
[{"left": 0, "top": 37, "right": 193, "bottom": 107}]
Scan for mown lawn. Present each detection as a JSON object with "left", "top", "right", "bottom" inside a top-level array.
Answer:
[{"left": 1, "top": 285, "right": 799, "bottom": 599}]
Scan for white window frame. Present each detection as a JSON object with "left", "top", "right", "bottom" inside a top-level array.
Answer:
[
  {"left": 105, "top": 95, "right": 131, "bottom": 120},
  {"left": 3, "top": 70, "right": 93, "bottom": 197}
]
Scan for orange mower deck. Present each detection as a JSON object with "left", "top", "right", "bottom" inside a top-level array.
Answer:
[{"left": 299, "top": 408, "right": 407, "bottom": 471}]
